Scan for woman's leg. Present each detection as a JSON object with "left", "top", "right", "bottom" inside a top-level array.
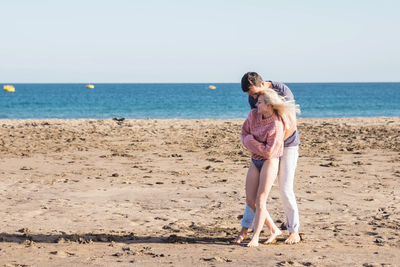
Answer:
[
  {"left": 234, "top": 161, "right": 259, "bottom": 244},
  {"left": 259, "top": 158, "right": 282, "bottom": 244},
  {"left": 245, "top": 161, "right": 260, "bottom": 213},
  {"left": 248, "top": 158, "right": 280, "bottom": 247}
]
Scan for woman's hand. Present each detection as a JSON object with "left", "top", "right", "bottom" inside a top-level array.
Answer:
[{"left": 251, "top": 152, "right": 264, "bottom": 161}]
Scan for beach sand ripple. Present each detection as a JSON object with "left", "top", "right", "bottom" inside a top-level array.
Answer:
[{"left": 0, "top": 117, "right": 399, "bottom": 266}]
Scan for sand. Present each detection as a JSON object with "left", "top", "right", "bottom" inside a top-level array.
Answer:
[{"left": 0, "top": 117, "right": 399, "bottom": 266}]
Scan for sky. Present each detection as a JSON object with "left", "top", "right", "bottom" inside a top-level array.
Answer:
[{"left": 1, "top": 0, "right": 399, "bottom": 83}]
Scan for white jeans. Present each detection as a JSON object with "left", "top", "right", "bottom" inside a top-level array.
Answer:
[{"left": 241, "top": 146, "right": 300, "bottom": 233}]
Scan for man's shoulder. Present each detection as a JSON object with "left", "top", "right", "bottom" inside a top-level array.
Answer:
[
  {"left": 270, "top": 81, "right": 294, "bottom": 100},
  {"left": 270, "top": 81, "right": 289, "bottom": 89}
]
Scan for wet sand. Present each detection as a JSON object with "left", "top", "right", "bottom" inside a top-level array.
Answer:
[{"left": 0, "top": 117, "right": 399, "bottom": 266}]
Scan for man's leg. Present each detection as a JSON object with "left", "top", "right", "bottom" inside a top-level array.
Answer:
[
  {"left": 241, "top": 204, "right": 255, "bottom": 229},
  {"left": 278, "top": 146, "right": 301, "bottom": 244},
  {"left": 232, "top": 205, "right": 253, "bottom": 243}
]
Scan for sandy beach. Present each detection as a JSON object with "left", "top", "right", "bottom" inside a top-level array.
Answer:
[{"left": 0, "top": 117, "right": 399, "bottom": 266}]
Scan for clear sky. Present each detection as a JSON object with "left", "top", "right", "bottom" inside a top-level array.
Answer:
[{"left": 1, "top": 0, "right": 399, "bottom": 83}]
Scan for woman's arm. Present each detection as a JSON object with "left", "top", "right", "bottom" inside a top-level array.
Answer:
[
  {"left": 243, "top": 122, "right": 284, "bottom": 159},
  {"left": 241, "top": 113, "right": 253, "bottom": 150}
]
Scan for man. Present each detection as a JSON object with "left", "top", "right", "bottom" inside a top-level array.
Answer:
[{"left": 234, "top": 72, "right": 301, "bottom": 244}]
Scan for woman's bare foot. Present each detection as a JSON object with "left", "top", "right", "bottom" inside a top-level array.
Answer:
[
  {"left": 232, "top": 227, "right": 248, "bottom": 244},
  {"left": 285, "top": 232, "right": 300, "bottom": 244},
  {"left": 247, "top": 237, "right": 259, "bottom": 247},
  {"left": 264, "top": 228, "right": 282, "bottom": 244}
]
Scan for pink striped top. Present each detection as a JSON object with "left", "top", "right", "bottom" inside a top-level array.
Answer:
[{"left": 241, "top": 109, "right": 284, "bottom": 160}]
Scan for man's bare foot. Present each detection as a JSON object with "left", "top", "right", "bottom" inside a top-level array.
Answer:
[
  {"left": 264, "top": 228, "right": 282, "bottom": 244},
  {"left": 247, "top": 237, "right": 259, "bottom": 247},
  {"left": 232, "top": 228, "right": 248, "bottom": 244},
  {"left": 285, "top": 232, "right": 300, "bottom": 244}
]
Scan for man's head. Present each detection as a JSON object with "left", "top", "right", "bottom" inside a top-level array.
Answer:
[{"left": 241, "top": 72, "right": 268, "bottom": 98}]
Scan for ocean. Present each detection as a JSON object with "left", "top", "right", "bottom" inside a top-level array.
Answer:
[{"left": 0, "top": 83, "right": 399, "bottom": 119}]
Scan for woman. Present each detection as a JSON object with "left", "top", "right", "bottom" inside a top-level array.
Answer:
[{"left": 241, "top": 88, "right": 299, "bottom": 247}]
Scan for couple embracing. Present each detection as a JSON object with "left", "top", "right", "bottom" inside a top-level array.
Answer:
[{"left": 234, "top": 72, "right": 301, "bottom": 247}]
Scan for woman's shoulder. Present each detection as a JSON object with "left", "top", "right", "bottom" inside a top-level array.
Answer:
[
  {"left": 272, "top": 113, "right": 284, "bottom": 129},
  {"left": 247, "top": 109, "right": 259, "bottom": 120},
  {"left": 251, "top": 108, "right": 259, "bottom": 116}
]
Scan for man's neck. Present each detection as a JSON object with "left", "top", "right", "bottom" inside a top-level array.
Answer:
[{"left": 266, "top": 81, "right": 273, "bottom": 89}]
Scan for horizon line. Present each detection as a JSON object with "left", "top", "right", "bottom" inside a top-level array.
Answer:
[{"left": 1, "top": 81, "right": 400, "bottom": 84}]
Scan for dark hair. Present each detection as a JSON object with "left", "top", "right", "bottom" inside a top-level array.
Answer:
[{"left": 241, "top": 72, "right": 263, "bottom": 92}]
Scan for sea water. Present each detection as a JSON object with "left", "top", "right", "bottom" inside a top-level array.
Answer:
[{"left": 0, "top": 83, "right": 399, "bottom": 119}]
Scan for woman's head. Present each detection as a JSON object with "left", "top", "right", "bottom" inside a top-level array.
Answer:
[
  {"left": 256, "top": 94, "right": 274, "bottom": 116},
  {"left": 258, "top": 89, "right": 300, "bottom": 127},
  {"left": 257, "top": 89, "right": 285, "bottom": 111}
]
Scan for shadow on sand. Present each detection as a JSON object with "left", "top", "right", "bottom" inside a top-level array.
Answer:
[{"left": 0, "top": 232, "right": 236, "bottom": 246}]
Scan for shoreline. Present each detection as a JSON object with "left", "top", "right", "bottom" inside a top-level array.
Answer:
[{"left": 1, "top": 116, "right": 399, "bottom": 121}]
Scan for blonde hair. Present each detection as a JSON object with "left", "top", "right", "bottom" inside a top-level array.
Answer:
[{"left": 260, "top": 89, "right": 300, "bottom": 130}]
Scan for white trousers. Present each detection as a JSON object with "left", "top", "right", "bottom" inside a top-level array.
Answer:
[{"left": 241, "top": 146, "right": 300, "bottom": 233}]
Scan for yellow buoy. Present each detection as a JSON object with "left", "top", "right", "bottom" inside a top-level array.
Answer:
[
  {"left": 86, "top": 84, "right": 95, "bottom": 89},
  {"left": 3, "top": 85, "right": 15, "bottom": 92},
  {"left": 208, "top": 85, "right": 216, "bottom": 90}
]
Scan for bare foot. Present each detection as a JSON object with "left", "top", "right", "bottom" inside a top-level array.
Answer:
[
  {"left": 285, "top": 232, "right": 300, "bottom": 244},
  {"left": 247, "top": 237, "right": 259, "bottom": 247},
  {"left": 264, "top": 229, "right": 282, "bottom": 244},
  {"left": 232, "top": 228, "right": 248, "bottom": 244}
]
